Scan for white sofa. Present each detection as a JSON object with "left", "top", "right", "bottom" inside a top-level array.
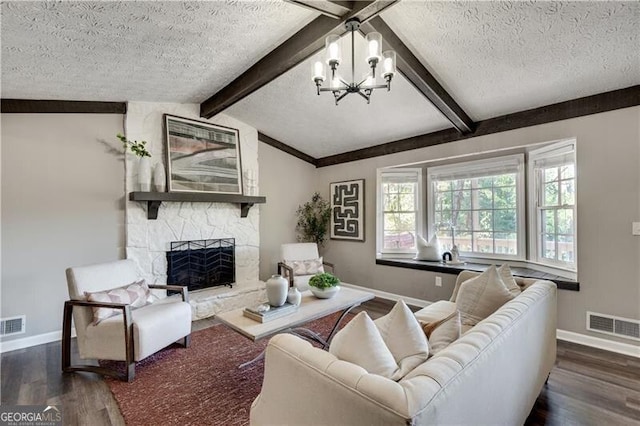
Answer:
[{"left": 250, "top": 273, "right": 557, "bottom": 425}]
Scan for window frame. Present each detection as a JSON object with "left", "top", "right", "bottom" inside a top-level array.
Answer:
[
  {"left": 528, "top": 140, "right": 577, "bottom": 273},
  {"left": 426, "top": 154, "right": 526, "bottom": 261},
  {"left": 376, "top": 168, "right": 423, "bottom": 256}
]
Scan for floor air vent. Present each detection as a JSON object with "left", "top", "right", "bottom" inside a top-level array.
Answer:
[
  {"left": 587, "top": 312, "right": 640, "bottom": 341},
  {"left": 1, "top": 315, "right": 26, "bottom": 336}
]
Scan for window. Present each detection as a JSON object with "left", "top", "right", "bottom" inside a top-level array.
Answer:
[
  {"left": 427, "top": 155, "right": 525, "bottom": 259},
  {"left": 377, "top": 169, "right": 422, "bottom": 254},
  {"left": 529, "top": 141, "right": 577, "bottom": 270},
  {"left": 376, "top": 140, "right": 577, "bottom": 278}
]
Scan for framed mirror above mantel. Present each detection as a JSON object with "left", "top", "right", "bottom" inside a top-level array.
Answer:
[{"left": 129, "top": 192, "right": 266, "bottom": 220}]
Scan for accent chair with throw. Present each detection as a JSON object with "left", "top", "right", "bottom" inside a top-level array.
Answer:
[
  {"left": 62, "top": 259, "right": 192, "bottom": 381},
  {"left": 277, "top": 243, "right": 335, "bottom": 291}
]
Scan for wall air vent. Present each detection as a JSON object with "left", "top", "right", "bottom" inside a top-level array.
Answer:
[
  {"left": 587, "top": 311, "right": 640, "bottom": 341},
  {"left": 1, "top": 315, "right": 26, "bottom": 336}
]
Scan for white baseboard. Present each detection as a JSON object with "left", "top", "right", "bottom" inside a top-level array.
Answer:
[
  {"left": 340, "top": 283, "right": 431, "bottom": 308},
  {"left": 1, "top": 328, "right": 76, "bottom": 354},
  {"left": 557, "top": 329, "right": 640, "bottom": 358}
]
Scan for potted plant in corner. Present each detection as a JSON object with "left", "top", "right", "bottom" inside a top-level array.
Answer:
[
  {"left": 117, "top": 133, "right": 153, "bottom": 191},
  {"left": 295, "top": 192, "right": 331, "bottom": 247},
  {"left": 308, "top": 272, "right": 340, "bottom": 299}
]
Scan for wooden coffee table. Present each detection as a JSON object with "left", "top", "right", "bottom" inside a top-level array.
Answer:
[{"left": 217, "top": 286, "right": 374, "bottom": 367}]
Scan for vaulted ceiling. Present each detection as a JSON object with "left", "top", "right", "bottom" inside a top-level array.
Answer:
[{"left": 2, "top": 1, "right": 639, "bottom": 160}]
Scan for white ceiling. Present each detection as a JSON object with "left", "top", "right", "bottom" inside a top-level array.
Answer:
[
  {"left": 1, "top": 1, "right": 638, "bottom": 159},
  {"left": 382, "top": 0, "right": 640, "bottom": 120},
  {"left": 0, "top": 1, "right": 316, "bottom": 102}
]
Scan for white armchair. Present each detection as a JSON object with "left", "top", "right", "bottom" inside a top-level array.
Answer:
[
  {"left": 62, "top": 259, "right": 192, "bottom": 381},
  {"left": 277, "top": 243, "right": 335, "bottom": 291}
]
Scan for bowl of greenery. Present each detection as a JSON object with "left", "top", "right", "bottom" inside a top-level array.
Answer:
[{"left": 308, "top": 272, "right": 341, "bottom": 299}]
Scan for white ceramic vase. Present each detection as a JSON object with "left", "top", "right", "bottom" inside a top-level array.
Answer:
[
  {"left": 287, "top": 287, "right": 302, "bottom": 306},
  {"left": 266, "top": 274, "right": 288, "bottom": 307},
  {"left": 138, "top": 156, "right": 152, "bottom": 192},
  {"left": 310, "top": 285, "right": 340, "bottom": 299},
  {"left": 153, "top": 162, "right": 166, "bottom": 192}
]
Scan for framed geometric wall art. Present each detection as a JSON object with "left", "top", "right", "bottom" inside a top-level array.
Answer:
[
  {"left": 330, "top": 179, "right": 365, "bottom": 241},
  {"left": 164, "top": 114, "right": 243, "bottom": 194}
]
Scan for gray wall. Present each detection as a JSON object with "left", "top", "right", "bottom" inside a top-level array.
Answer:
[
  {"left": 315, "top": 106, "right": 640, "bottom": 343},
  {"left": 1, "top": 113, "right": 125, "bottom": 341},
  {"left": 258, "top": 142, "right": 317, "bottom": 280}
]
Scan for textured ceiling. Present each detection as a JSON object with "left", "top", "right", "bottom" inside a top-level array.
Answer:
[
  {"left": 1, "top": 1, "right": 638, "bottom": 159},
  {"left": 382, "top": 0, "right": 640, "bottom": 120},
  {"left": 225, "top": 33, "right": 451, "bottom": 159},
  {"left": 0, "top": 1, "right": 317, "bottom": 102}
]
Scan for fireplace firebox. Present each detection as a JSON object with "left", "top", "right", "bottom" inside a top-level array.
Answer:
[{"left": 166, "top": 238, "right": 235, "bottom": 292}]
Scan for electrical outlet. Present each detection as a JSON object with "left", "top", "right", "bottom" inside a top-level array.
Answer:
[
  {"left": 633, "top": 222, "right": 640, "bottom": 236},
  {"left": 435, "top": 276, "right": 442, "bottom": 287}
]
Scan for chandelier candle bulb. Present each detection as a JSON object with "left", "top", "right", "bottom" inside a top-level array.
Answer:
[
  {"left": 365, "top": 32, "right": 382, "bottom": 64},
  {"left": 312, "top": 61, "right": 325, "bottom": 82},
  {"left": 382, "top": 51, "right": 397, "bottom": 79},
  {"left": 325, "top": 35, "right": 341, "bottom": 67}
]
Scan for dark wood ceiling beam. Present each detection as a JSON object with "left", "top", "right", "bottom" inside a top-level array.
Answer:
[
  {"left": 360, "top": 17, "right": 475, "bottom": 134},
  {"left": 315, "top": 85, "right": 640, "bottom": 167},
  {"left": 200, "top": 1, "right": 398, "bottom": 119},
  {"left": 258, "top": 132, "right": 317, "bottom": 166},
  {"left": 1, "top": 99, "right": 127, "bottom": 114}
]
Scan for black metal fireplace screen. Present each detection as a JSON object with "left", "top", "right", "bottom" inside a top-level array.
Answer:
[{"left": 166, "top": 238, "right": 235, "bottom": 292}]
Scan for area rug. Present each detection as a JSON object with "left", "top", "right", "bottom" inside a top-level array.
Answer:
[{"left": 105, "top": 312, "right": 353, "bottom": 426}]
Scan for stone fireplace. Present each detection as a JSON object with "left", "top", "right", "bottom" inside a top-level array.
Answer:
[{"left": 123, "top": 102, "right": 266, "bottom": 320}]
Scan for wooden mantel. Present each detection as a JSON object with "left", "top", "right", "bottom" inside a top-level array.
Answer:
[{"left": 129, "top": 192, "right": 266, "bottom": 220}]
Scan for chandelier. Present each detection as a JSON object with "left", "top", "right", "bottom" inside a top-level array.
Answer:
[{"left": 312, "top": 18, "right": 397, "bottom": 105}]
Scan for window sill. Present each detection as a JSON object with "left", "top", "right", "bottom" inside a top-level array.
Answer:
[{"left": 375, "top": 258, "right": 579, "bottom": 291}]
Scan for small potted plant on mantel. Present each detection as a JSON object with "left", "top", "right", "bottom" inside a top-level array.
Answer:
[{"left": 308, "top": 272, "right": 340, "bottom": 299}]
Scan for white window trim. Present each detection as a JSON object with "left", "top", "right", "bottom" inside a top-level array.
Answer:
[
  {"left": 376, "top": 168, "right": 423, "bottom": 256},
  {"left": 427, "top": 154, "right": 526, "bottom": 261},
  {"left": 528, "top": 139, "right": 577, "bottom": 276}
]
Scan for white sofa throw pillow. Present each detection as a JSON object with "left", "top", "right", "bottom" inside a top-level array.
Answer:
[
  {"left": 374, "top": 300, "right": 429, "bottom": 380},
  {"left": 329, "top": 312, "right": 398, "bottom": 378},
  {"left": 456, "top": 265, "right": 515, "bottom": 327},
  {"left": 414, "top": 235, "right": 442, "bottom": 261},
  {"left": 330, "top": 301, "right": 429, "bottom": 381},
  {"left": 497, "top": 264, "right": 521, "bottom": 297}
]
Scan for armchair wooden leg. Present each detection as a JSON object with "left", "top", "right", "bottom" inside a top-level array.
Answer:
[
  {"left": 182, "top": 334, "right": 191, "bottom": 348},
  {"left": 126, "top": 362, "right": 136, "bottom": 382},
  {"left": 62, "top": 301, "right": 73, "bottom": 373}
]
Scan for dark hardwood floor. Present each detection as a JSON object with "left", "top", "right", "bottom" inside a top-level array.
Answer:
[{"left": 2, "top": 298, "right": 639, "bottom": 425}]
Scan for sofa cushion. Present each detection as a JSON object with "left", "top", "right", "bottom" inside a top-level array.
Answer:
[
  {"left": 374, "top": 300, "right": 430, "bottom": 379},
  {"left": 420, "top": 310, "right": 462, "bottom": 355},
  {"left": 456, "top": 265, "right": 515, "bottom": 327},
  {"left": 498, "top": 264, "right": 521, "bottom": 297},
  {"left": 329, "top": 311, "right": 399, "bottom": 379},
  {"left": 414, "top": 300, "right": 457, "bottom": 323},
  {"left": 84, "top": 279, "right": 151, "bottom": 324},
  {"left": 284, "top": 257, "right": 324, "bottom": 275}
]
